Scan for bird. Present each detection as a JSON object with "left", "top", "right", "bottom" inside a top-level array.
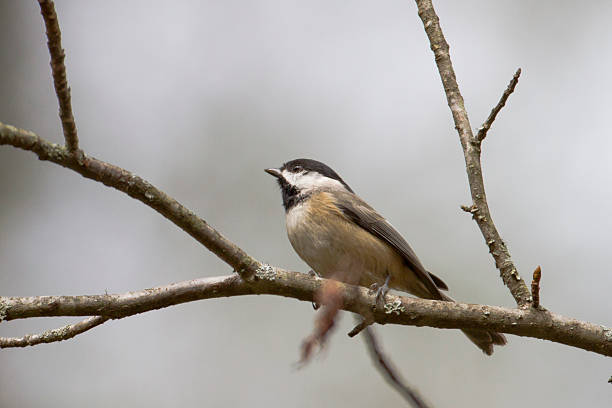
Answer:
[{"left": 265, "top": 158, "right": 506, "bottom": 355}]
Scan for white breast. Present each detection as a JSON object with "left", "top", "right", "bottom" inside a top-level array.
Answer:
[
  {"left": 284, "top": 194, "right": 410, "bottom": 290},
  {"left": 285, "top": 200, "right": 330, "bottom": 273},
  {"left": 286, "top": 201, "right": 309, "bottom": 232}
]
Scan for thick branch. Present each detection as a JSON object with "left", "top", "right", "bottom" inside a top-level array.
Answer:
[
  {"left": 0, "top": 122, "right": 259, "bottom": 279},
  {"left": 1, "top": 270, "right": 610, "bottom": 356},
  {"left": 38, "top": 0, "right": 79, "bottom": 152},
  {"left": 0, "top": 316, "right": 108, "bottom": 348},
  {"left": 414, "top": 0, "right": 532, "bottom": 306}
]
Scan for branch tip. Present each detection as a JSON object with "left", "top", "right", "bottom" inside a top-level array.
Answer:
[
  {"left": 476, "top": 67, "right": 522, "bottom": 143},
  {"left": 348, "top": 318, "right": 373, "bottom": 338},
  {"left": 531, "top": 266, "right": 542, "bottom": 308}
]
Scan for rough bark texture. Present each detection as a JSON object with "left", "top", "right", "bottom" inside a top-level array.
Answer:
[
  {"left": 0, "top": 316, "right": 108, "bottom": 348},
  {"left": 38, "top": 0, "right": 79, "bottom": 152},
  {"left": 1, "top": 269, "right": 611, "bottom": 356}
]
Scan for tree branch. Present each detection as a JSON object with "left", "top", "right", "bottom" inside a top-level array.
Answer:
[
  {"left": 414, "top": 0, "right": 532, "bottom": 307},
  {"left": 1, "top": 3, "right": 605, "bottom": 406},
  {"left": 2, "top": 122, "right": 611, "bottom": 357},
  {"left": 476, "top": 68, "right": 522, "bottom": 142},
  {"left": 0, "top": 122, "right": 259, "bottom": 280},
  {"left": 362, "top": 327, "right": 431, "bottom": 408},
  {"left": 38, "top": 0, "right": 79, "bottom": 152},
  {"left": 1, "top": 0, "right": 609, "bottom": 370},
  {"left": 0, "top": 316, "right": 108, "bottom": 348},
  {"left": 1, "top": 270, "right": 610, "bottom": 356}
]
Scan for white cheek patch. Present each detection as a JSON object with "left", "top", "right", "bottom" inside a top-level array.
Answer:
[
  {"left": 280, "top": 170, "right": 346, "bottom": 193},
  {"left": 280, "top": 169, "right": 300, "bottom": 186}
]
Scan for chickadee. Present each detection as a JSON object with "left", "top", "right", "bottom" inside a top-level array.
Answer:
[{"left": 265, "top": 158, "right": 506, "bottom": 355}]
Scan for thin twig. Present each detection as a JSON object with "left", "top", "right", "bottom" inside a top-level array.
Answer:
[
  {"left": 414, "top": 0, "right": 532, "bottom": 306},
  {"left": 348, "top": 318, "right": 372, "bottom": 337},
  {"left": 476, "top": 68, "right": 522, "bottom": 142},
  {"left": 363, "top": 327, "right": 431, "bottom": 408},
  {"left": 0, "top": 316, "right": 108, "bottom": 348},
  {"left": 531, "top": 266, "right": 542, "bottom": 308},
  {"left": 38, "top": 0, "right": 79, "bottom": 152}
]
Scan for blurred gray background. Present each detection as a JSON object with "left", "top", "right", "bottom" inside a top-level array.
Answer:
[{"left": 1, "top": 1, "right": 611, "bottom": 407}]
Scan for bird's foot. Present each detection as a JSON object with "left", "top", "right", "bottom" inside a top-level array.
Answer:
[
  {"left": 370, "top": 275, "right": 391, "bottom": 310},
  {"left": 308, "top": 270, "right": 321, "bottom": 310}
]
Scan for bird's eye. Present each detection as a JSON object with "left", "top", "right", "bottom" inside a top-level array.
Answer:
[{"left": 292, "top": 165, "right": 303, "bottom": 172}]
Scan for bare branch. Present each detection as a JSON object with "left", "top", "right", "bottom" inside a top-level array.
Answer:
[
  {"left": 531, "top": 266, "right": 542, "bottom": 309},
  {"left": 37, "top": 0, "right": 79, "bottom": 152},
  {"left": 414, "top": 0, "right": 532, "bottom": 306},
  {"left": 476, "top": 68, "right": 522, "bottom": 142},
  {"left": 0, "top": 316, "right": 108, "bottom": 348},
  {"left": 0, "top": 122, "right": 259, "bottom": 280},
  {"left": 1, "top": 122, "right": 611, "bottom": 356},
  {"left": 362, "top": 326, "right": 431, "bottom": 408},
  {"left": 0, "top": 270, "right": 610, "bottom": 356},
  {"left": 348, "top": 318, "right": 373, "bottom": 338}
]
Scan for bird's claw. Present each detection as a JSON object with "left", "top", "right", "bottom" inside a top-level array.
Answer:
[
  {"left": 308, "top": 270, "right": 321, "bottom": 310},
  {"left": 372, "top": 275, "right": 391, "bottom": 309}
]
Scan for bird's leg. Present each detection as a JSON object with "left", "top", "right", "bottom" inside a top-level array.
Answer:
[
  {"left": 373, "top": 273, "right": 391, "bottom": 309},
  {"left": 350, "top": 274, "right": 391, "bottom": 336},
  {"left": 308, "top": 270, "right": 321, "bottom": 310}
]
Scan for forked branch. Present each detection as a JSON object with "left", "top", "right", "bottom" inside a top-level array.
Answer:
[
  {"left": 414, "top": 0, "right": 532, "bottom": 306},
  {"left": 476, "top": 68, "right": 522, "bottom": 142},
  {"left": 0, "top": 122, "right": 259, "bottom": 281},
  {"left": 1, "top": 5, "right": 609, "bottom": 406}
]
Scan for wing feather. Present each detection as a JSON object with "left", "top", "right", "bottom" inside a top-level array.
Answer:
[{"left": 333, "top": 191, "right": 447, "bottom": 298}]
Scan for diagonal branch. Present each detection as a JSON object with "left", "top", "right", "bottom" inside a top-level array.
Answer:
[
  {"left": 414, "top": 0, "right": 532, "bottom": 306},
  {"left": 2, "top": 121, "right": 611, "bottom": 357},
  {"left": 476, "top": 68, "right": 522, "bottom": 142},
  {"left": 1, "top": 270, "right": 610, "bottom": 356},
  {"left": 362, "top": 327, "right": 431, "bottom": 408},
  {"left": 0, "top": 316, "right": 108, "bottom": 348},
  {"left": 38, "top": 0, "right": 79, "bottom": 152},
  {"left": 0, "top": 122, "right": 259, "bottom": 280}
]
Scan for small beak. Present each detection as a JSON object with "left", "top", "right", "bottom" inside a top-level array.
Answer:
[{"left": 264, "top": 168, "right": 282, "bottom": 178}]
